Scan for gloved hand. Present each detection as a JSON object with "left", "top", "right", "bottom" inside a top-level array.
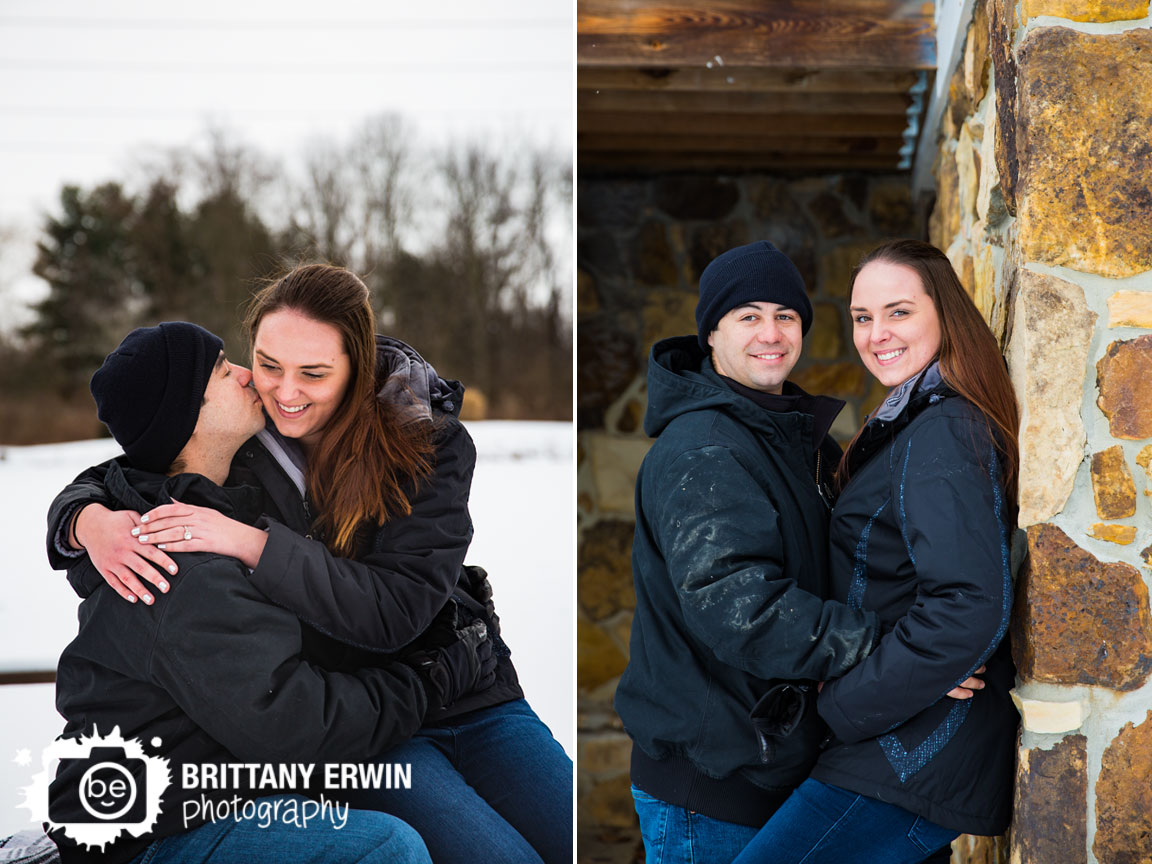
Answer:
[
  {"left": 401, "top": 600, "right": 497, "bottom": 712},
  {"left": 461, "top": 564, "right": 501, "bottom": 638}
]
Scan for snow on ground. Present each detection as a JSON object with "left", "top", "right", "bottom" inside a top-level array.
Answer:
[{"left": 0, "top": 422, "right": 573, "bottom": 834}]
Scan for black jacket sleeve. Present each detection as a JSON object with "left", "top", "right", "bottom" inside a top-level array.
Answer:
[
  {"left": 245, "top": 418, "right": 475, "bottom": 652},
  {"left": 652, "top": 443, "right": 880, "bottom": 682},
  {"left": 817, "top": 415, "right": 1012, "bottom": 744},
  {"left": 148, "top": 557, "right": 429, "bottom": 763},
  {"left": 45, "top": 459, "right": 118, "bottom": 572}
]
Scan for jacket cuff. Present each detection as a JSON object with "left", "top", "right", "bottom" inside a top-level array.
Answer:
[
  {"left": 247, "top": 519, "right": 295, "bottom": 593},
  {"left": 815, "top": 681, "right": 870, "bottom": 745}
]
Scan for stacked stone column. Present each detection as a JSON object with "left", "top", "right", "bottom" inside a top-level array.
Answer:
[{"left": 931, "top": 2, "right": 1152, "bottom": 861}]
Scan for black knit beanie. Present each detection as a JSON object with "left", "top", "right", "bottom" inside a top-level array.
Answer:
[
  {"left": 90, "top": 322, "right": 224, "bottom": 473},
  {"left": 696, "top": 241, "right": 812, "bottom": 350}
]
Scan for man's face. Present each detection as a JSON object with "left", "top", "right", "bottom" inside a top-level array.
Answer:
[
  {"left": 193, "top": 353, "right": 266, "bottom": 447},
  {"left": 707, "top": 302, "right": 803, "bottom": 394}
]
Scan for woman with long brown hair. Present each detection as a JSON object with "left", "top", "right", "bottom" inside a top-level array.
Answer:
[
  {"left": 48, "top": 263, "right": 572, "bottom": 864},
  {"left": 733, "top": 240, "right": 1019, "bottom": 864}
]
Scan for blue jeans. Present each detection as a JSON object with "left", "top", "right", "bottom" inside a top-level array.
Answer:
[
  {"left": 130, "top": 795, "right": 429, "bottom": 863},
  {"left": 344, "top": 699, "right": 572, "bottom": 864},
  {"left": 631, "top": 786, "right": 762, "bottom": 864},
  {"left": 730, "top": 779, "right": 958, "bottom": 864}
]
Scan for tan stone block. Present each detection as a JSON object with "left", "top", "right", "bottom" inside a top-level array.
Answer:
[
  {"left": 577, "top": 269, "right": 599, "bottom": 317},
  {"left": 964, "top": 0, "right": 991, "bottom": 107},
  {"left": 1017, "top": 27, "right": 1152, "bottom": 278},
  {"left": 578, "top": 612, "right": 629, "bottom": 691},
  {"left": 792, "top": 362, "right": 868, "bottom": 400},
  {"left": 580, "top": 773, "right": 635, "bottom": 829},
  {"left": 631, "top": 221, "right": 678, "bottom": 287},
  {"left": 586, "top": 432, "right": 652, "bottom": 515},
  {"left": 822, "top": 243, "right": 876, "bottom": 298},
  {"left": 1138, "top": 444, "right": 1152, "bottom": 495},
  {"left": 1107, "top": 290, "right": 1152, "bottom": 328},
  {"left": 951, "top": 833, "right": 1008, "bottom": 864},
  {"left": 1094, "top": 710, "right": 1152, "bottom": 862},
  {"left": 977, "top": 111, "right": 1009, "bottom": 227},
  {"left": 578, "top": 521, "right": 636, "bottom": 620},
  {"left": 990, "top": 0, "right": 1018, "bottom": 215},
  {"left": 1010, "top": 735, "right": 1087, "bottom": 864},
  {"left": 1013, "top": 524, "right": 1152, "bottom": 690},
  {"left": 642, "top": 290, "right": 697, "bottom": 348},
  {"left": 1010, "top": 691, "right": 1086, "bottom": 733},
  {"left": 807, "top": 302, "right": 844, "bottom": 360},
  {"left": 579, "top": 733, "right": 633, "bottom": 778},
  {"left": 615, "top": 398, "right": 645, "bottom": 436},
  {"left": 1097, "top": 335, "right": 1152, "bottom": 440},
  {"left": 1005, "top": 271, "right": 1096, "bottom": 526},
  {"left": 1024, "top": 0, "right": 1149, "bottom": 21},
  {"left": 1091, "top": 445, "right": 1137, "bottom": 518},
  {"left": 1141, "top": 542, "right": 1152, "bottom": 569},
  {"left": 930, "top": 145, "right": 963, "bottom": 251},
  {"left": 607, "top": 610, "right": 634, "bottom": 653},
  {"left": 973, "top": 245, "right": 997, "bottom": 324},
  {"left": 1089, "top": 523, "right": 1137, "bottom": 545},
  {"left": 958, "top": 123, "right": 980, "bottom": 225},
  {"left": 867, "top": 179, "right": 915, "bottom": 237}
]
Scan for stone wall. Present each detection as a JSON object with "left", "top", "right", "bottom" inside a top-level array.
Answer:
[
  {"left": 576, "top": 172, "right": 917, "bottom": 855},
  {"left": 931, "top": 2, "right": 1152, "bottom": 862}
]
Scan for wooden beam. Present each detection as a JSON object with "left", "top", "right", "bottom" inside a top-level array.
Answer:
[
  {"left": 578, "top": 89, "right": 912, "bottom": 115},
  {"left": 577, "top": 65, "right": 922, "bottom": 93},
  {"left": 578, "top": 1, "right": 936, "bottom": 70},
  {"left": 579, "top": 110, "right": 911, "bottom": 136},
  {"left": 579, "top": 133, "right": 905, "bottom": 155},
  {"left": 579, "top": 151, "right": 904, "bottom": 171},
  {"left": 0, "top": 670, "right": 55, "bottom": 685}
]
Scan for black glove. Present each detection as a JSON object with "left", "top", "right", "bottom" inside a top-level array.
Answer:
[
  {"left": 401, "top": 600, "right": 497, "bottom": 712},
  {"left": 750, "top": 682, "right": 813, "bottom": 763},
  {"left": 461, "top": 564, "right": 501, "bottom": 638}
]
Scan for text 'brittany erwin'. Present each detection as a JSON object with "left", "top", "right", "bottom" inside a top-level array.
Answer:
[{"left": 180, "top": 762, "right": 413, "bottom": 791}]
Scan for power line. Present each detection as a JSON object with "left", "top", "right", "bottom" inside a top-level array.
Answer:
[
  {"left": 0, "top": 16, "right": 569, "bottom": 31},
  {"left": 0, "top": 59, "right": 563, "bottom": 73}
]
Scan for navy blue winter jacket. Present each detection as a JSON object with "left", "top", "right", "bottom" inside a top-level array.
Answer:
[
  {"left": 614, "top": 337, "right": 881, "bottom": 825},
  {"left": 810, "top": 375, "right": 1017, "bottom": 836}
]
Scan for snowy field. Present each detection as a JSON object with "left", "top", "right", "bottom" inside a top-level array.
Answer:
[{"left": 0, "top": 421, "right": 573, "bottom": 835}]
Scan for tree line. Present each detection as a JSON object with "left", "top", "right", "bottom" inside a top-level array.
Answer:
[{"left": 0, "top": 118, "right": 571, "bottom": 444}]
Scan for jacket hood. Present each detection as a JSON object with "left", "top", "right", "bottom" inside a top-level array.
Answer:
[
  {"left": 645, "top": 335, "right": 838, "bottom": 440},
  {"left": 645, "top": 336, "right": 749, "bottom": 437},
  {"left": 375, "top": 334, "right": 464, "bottom": 424}
]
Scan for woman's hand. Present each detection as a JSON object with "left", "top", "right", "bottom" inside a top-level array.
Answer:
[
  {"left": 73, "top": 503, "right": 176, "bottom": 605},
  {"left": 946, "top": 666, "right": 986, "bottom": 700},
  {"left": 135, "top": 500, "right": 268, "bottom": 569}
]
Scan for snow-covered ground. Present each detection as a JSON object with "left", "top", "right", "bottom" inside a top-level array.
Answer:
[{"left": 0, "top": 421, "right": 573, "bottom": 835}]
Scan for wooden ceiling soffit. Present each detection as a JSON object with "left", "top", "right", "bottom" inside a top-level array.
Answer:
[
  {"left": 579, "top": 152, "right": 905, "bottom": 171},
  {"left": 578, "top": 1, "right": 937, "bottom": 70}
]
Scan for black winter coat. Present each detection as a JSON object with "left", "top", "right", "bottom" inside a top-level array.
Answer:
[
  {"left": 45, "top": 336, "right": 521, "bottom": 722},
  {"left": 50, "top": 467, "right": 433, "bottom": 864},
  {"left": 810, "top": 378, "right": 1017, "bottom": 836},
  {"left": 614, "top": 337, "right": 881, "bottom": 826}
]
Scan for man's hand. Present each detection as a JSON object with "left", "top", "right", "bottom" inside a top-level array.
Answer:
[
  {"left": 946, "top": 666, "right": 986, "bottom": 700},
  {"left": 73, "top": 503, "right": 175, "bottom": 605}
]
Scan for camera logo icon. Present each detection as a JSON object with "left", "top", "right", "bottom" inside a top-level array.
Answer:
[
  {"left": 22, "top": 727, "right": 170, "bottom": 851},
  {"left": 50, "top": 747, "right": 147, "bottom": 824}
]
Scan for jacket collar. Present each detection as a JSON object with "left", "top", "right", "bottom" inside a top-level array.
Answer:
[
  {"left": 104, "top": 461, "right": 264, "bottom": 524},
  {"left": 848, "top": 362, "right": 954, "bottom": 475},
  {"left": 644, "top": 335, "right": 844, "bottom": 453}
]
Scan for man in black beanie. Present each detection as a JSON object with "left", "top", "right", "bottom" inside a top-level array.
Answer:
[
  {"left": 614, "top": 242, "right": 883, "bottom": 863},
  {"left": 46, "top": 323, "right": 492, "bottom": 864}
]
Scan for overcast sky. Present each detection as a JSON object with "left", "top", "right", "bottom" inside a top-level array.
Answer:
[{"left": 0, "top": 0, "right": 573, "bottom": 328}]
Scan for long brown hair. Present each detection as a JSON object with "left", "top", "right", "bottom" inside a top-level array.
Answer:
[
  {"left": 244, "top": 263, "right": 434, "bottom": 555},
  {"left": 837, "top": 240, "right": 1019, "bottom": 507}
]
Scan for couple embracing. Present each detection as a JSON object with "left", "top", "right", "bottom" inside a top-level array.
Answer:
[
  {"left": 44, "top": 264, "right": 571, "bottom": 863},
  {"left": 617, "top": 239, "right": 1019, "bottom": 864}
]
